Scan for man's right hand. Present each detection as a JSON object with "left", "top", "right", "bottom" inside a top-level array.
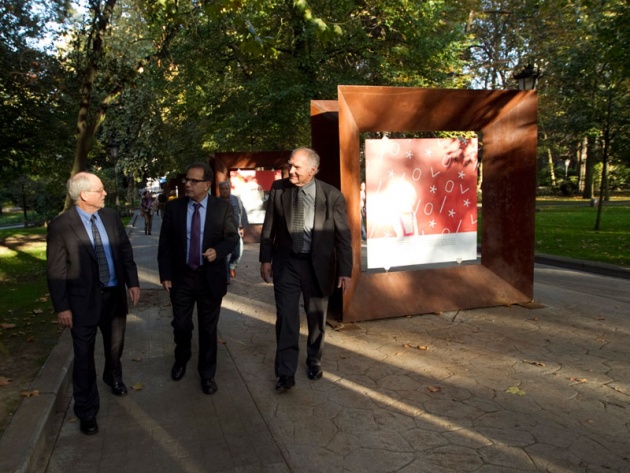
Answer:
[
  {"left": 260, "top": 262, "right": 272, "bottom": 283},
  {"left": 162, "top": 280, "right": 172, "bottom": 292},
  {"left": 57, "top": 310, "right": 73, "bottom": 329}
]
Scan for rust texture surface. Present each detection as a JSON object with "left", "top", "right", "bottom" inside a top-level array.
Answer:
[{"left": 327, "top": 86, "right": 537, "bottom": 322}]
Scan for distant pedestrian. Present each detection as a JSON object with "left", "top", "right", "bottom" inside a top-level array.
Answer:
[
  {"left": 140, "top": 191, "right": 154, "bottom": 235},
  {"left": 218, "top": 180, "right": 249, "bottom": 284}
]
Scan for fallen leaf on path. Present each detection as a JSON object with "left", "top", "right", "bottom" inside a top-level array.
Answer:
[
  {"left": 32, "top": 309, "right": 44, "bottom": 314},
  {"left": 427, "top": 385, "right": 441, "bottom": 393},
  {"left": 26, "top": 336, "right": 35, "bottom": 342},
  {"left": 219, "top": 338, "right": 226, "bottom": 345},
  {"left": 569, "top": 377, "right": 587, "bottom": 383},
  {"left": 132, "top": 357, "right": 143, "bottom": 362},
  {"left": 1, "top": 323, "right": 16, "bottom": 329},
  {"left": 0, "top": 376, "right": 12, "bottom": 386},
  {"left": 523, "top": 360, "right": 545, "bottom": 367},
  {"left": 21, "top": 389, "right": 40, "bottom": 398},
  {"left": 506, "top": 386, "right": 526, "bottom": 396},
  {"left": 402, "top": 343, "right": 428, "bottom": 350},
  {"left": 131, "top": 382, "right": 144, "bottom": 391}
]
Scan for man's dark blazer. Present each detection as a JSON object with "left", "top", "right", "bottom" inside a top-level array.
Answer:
[
  {"left": 47, "top": 206, "right": 139, "bottom": 326},
  {"left": 259, "top": 178, "right": 352, "bottom": 295},
  {"left": 157, "top": 195, "right": 239, "bottom": 298}
]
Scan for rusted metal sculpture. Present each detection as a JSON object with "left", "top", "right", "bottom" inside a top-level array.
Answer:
[{"left": 312, "top": 86, "right": 537, "bottom": 322}]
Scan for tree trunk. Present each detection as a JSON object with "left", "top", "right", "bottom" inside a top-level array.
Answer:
[
  {"left": 577, "top": 136, "right": 587, "bottom": 194},
  {"left": 546, "top": 147, "right": 556, "bottom": 186},
  {"left": 582, "top": 137, "right": 596, "bottom": 200},
  {"left": 63, "top": 0, "right": 118, "bottom": 210},
  {"left": 595, "top": 100, "right": 612, "bottom": 231}
]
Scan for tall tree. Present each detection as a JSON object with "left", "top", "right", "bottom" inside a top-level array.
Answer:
[{"left": 0, "top": 0, "right": 74, "bottom": 216}]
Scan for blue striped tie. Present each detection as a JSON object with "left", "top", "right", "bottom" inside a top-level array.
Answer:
[{"left": 91, "top": 215, "right": 110, "bottom": 286}]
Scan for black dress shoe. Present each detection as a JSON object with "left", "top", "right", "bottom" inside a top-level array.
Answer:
[
  {"left": 80, "top": 417, "right": 98, "bottom": 435},
  {"left": 201, "top": 379, "right": 217, "bottom": 395},
  {"left": 275, "top": 375, "right": 295, "bottom": 391},
  {"left": 171, "top": 363, "right": 186, "bottom": 381},
  {"left": 307, "top": 365, "right": 323, "bottom": 380},
  {"left": 111, "top": 381, "right": 128, "bottom": 396}
]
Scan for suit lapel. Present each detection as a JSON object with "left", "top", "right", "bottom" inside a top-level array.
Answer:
[
  {"left": 178, "top": 198, "right": 190, "bottom": 245},
  {"left": 313, "top": 179, "right": 326, "bottom": 233},
  {"left": 69, "top": 207, "right": 97, "bottom": 261},
  {"left": 203, "top": 196, "right": 214, "bottom": 246},
  {"left": 282, "top": 185, "right": 294, "bottom": 234}
]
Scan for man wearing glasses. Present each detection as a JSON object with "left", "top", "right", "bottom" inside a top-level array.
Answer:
[
  {"left": 158, "top": 162, "right": 239, "bottom": 395},
  {"left": 47, "top": 172, "right": 141, "bottom": 435}
]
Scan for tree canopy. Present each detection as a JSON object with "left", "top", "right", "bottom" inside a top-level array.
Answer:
[{"left": 0, "top": 0, "right": 628, "bottom": 218}]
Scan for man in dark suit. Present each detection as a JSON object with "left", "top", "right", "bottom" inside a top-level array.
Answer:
[
  {"left": 158, "top": 162, "right": 239, "bottom": 395},
  {"left": 259, "top": 147, "right": 352, "bottom": 391},
  {"left": 47, "top": 172, "right": 140, "bottom": 435}
]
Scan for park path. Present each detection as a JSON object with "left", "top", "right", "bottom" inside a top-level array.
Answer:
[{"left": 34, "top": 211, "right": 630, "bottom": 472}]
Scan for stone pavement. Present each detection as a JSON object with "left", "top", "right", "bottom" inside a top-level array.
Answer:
[{"left": 3, "top": 211, "right": 630, "bottom": 472}]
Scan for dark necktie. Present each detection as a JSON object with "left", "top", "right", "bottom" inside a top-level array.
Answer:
[
  {"left": 188, "top": 202, "right": 201, "bottom": 269},
  {"left": 91, "top": 215, "right": 110, "bottom": 286},
  {"left": 291, "top": 188, "right": 305, "bottom": 253}
]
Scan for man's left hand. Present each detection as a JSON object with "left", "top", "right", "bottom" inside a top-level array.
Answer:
[
  {"left": 203, "top": 248, "right": 217, "bottom": 262},
  {"left": 337, "top": 276, "right": 351, "bottom": 293},
  {"left": 129, "top": 287, "right": 141, "bottom": 305}
]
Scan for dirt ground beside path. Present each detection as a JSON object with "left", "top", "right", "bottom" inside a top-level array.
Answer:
[{"left": 0, "top": 232, "right": 61, "bottom": 435}]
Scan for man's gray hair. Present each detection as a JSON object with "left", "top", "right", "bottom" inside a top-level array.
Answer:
[
  {"left": 67, "top": 172, "right": 93, "bottom": 203},
  {"left": 292, "top": 147, "right": 320, "bottom": 170}
]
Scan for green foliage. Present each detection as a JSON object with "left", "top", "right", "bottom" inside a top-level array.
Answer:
[{"left": 0, "top": 0, "right": 76, "bottom": 183}]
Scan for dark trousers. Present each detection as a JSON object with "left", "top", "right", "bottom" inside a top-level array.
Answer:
[
  {"left": 170, "top": 268, "right": 222, "bottom": 380},
  {"left": 273, "top": 255, "right": 328, "bottom": 378},
  {"left": 71, "top": 288, "right": 125, "bottom": 420}
]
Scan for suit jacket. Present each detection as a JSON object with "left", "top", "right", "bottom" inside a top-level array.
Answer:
[
  {"left": 46, "top": 206, "right": 139, "bottom": 327},
  {"left": 157, "top": 195, "right": 239, "bottom": 299},
  {"left": 259, "top": 178, "right": 352, "bottom": 295}
]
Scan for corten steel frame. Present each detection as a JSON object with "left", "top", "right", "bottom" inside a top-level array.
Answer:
[{"left": 334, "top": 85, "right": 538, "bottom": 322}]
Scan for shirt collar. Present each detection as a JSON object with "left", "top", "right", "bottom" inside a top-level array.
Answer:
[
  {"left": 190, "top": 194, "right": 209, "bottom": 208},
  {"left": 297, "top": 178, "right": 316, "bottom": 193},
  {"left": 76, "top": 205, "right": 96, "bottom": 223}
]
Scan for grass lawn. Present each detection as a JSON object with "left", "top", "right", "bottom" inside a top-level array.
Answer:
[{"left": 534, "top": 203, "right": 629, "bottom": 267}]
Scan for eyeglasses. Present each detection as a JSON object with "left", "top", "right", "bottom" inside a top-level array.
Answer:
[
  {"left": 86, "top": 189, "right": 106, "bottom": 194},
  {"left": 182, "top": 178, "right": 208, "bottom": 185}
]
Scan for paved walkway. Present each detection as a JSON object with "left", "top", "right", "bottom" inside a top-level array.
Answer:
[{"left": 5, "top": 212, "right": 630, "bottom": 472}]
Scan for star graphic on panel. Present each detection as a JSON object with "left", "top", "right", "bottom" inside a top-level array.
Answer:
[
  {"left": 384, "top": 231, "right": 392, "bottom": 238},
  {"left": 406, "top": 151, "right": 413, "bottom": 159},
  {"left": 463, "top": 199, "right": 471, "bottom": 207},
  {"left": 458, "top": 171, "right": 465, "bottom": 179},
  {"left": 448, "top": 209, "right": 456, "bottom": 217},
  {"left": 429, "top": 185, "right": 437, "bottom": 194},
  {"left": 429, "top": 219, "right": 436, "bottom": 228},
  {"left": 388, "top": 169, "right": 396, "bottom": 178},
  {"left": 425, "top": 149, "right": 433, "bottom": 157}
]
